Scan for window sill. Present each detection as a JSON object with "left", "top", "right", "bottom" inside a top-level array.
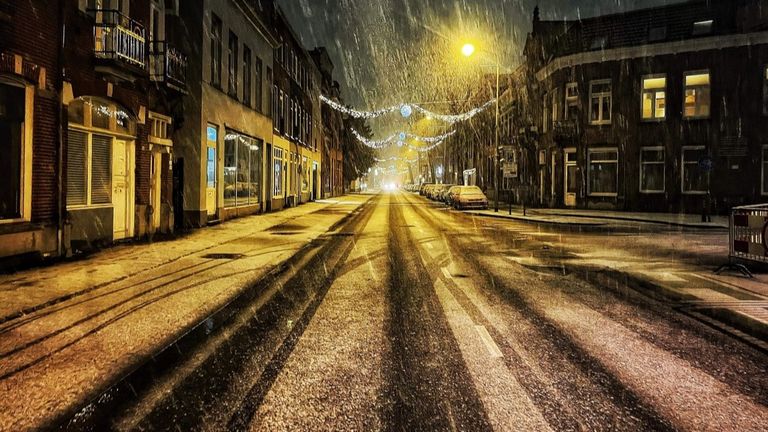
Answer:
[
  {"left": 588, "top": 122, "right": 612, "bottom": 127},
  {"left": 682, "top": 191, "right": 708, "bottom": 195},
  {"left": 0, "top": 217, "right": 31, "bottom": 225},
  {"left": 640, "top": 190, "right": 665, "bottom": 194},
  {"left": 588, "top": 193, "right": 618, "bottom": 197},
  {"left": 640, "top": 118, "right": 666, "bottom": 123},
  {"left": 67, "top": 204, "right": 113, "bottom": 211},
  {"left": 683, "top": 116, "right": 711, "bottom": 121}
]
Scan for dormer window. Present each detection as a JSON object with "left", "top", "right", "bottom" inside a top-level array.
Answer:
[{"left": 692, "top": 20, "right": 713, "bottom": 36}]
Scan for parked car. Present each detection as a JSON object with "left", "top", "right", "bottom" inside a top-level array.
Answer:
[
  {"left": 438, "top": 184, "right": 456, "bottom": 203},
  {"left": 453, "top": 186, "right": 489, "bottom": 210},
  {"left": 445, "top": 185, "right": 462, "bottom": 206},
  {"left": 419, "top": 183, "right": 435, "bottom": 196},
  {"left": 430, "top": 184, "right": 450, "bottom": 200}
]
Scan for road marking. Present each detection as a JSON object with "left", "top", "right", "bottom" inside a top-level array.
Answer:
[
  {"left": 475, "top": 325, "right": 503, "bottom": 358},
  {"left": 441, "top": 267, "right": 453, "bottom": 279}
]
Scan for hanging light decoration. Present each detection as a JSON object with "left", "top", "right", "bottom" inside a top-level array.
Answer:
[{"left": 321, "top": 95, "right": 496, "bottom": 124}]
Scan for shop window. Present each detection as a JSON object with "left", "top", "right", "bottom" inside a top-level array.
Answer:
[
  {"left": 642, "top": 76, "right": 666, "bottom": 120},
  {"left": 67, "top": 97, "right": 136, "bottom": 208},
  {"left": 762, "top": 67, "right": 768, "bottom": 116},
  {"left": 640, "top": 147, "right": 665, "bottom": 193},
  {"left": 302, "top": 156, "right": 309, "bottom": 192},
  {"left": 588, "top": 148, "right": 618, "bottom": 196},
  {"left": 589, "top": 80, "right": 612, "bottom": 125},
  {"left": 684, "top": 71, "right": 710, "bottom": 118},
  {"left": 224, "top": 131, "right": 262, "bottom": 208},
  {"left": 0, "top": 81, "right": 27, "bottom": 220},
  {"left": 682, "top": 146, "right": 709, "bottom": 194}
]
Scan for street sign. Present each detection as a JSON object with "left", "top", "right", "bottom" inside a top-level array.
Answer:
[{"left": 502, "top": 162, "right": 518, "bottom": 179}]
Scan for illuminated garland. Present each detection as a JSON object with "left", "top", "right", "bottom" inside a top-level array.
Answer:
[
  {"left": 352, "top": 129, "right": 456, "bottom": 149},
  {"left": 322, "top": 95, "right": 496, "bottom": 124},
  {"left": 407, "top": 140, "right": 444, "bottom": 153}
]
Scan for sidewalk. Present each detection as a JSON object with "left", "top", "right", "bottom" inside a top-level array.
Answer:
[
  {"left": 0, "top": 194, "right": 372, "bottom": 432},
  {"left": 472, "top": 203, "right": 729, "bottom": 229}
]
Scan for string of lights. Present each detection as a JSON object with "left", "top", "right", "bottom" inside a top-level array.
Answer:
[
  {"left": 321, "top": 95, "right": 496, "bottom": 124},
  {"left": 352, "top": 129, "right": 456, "bottom": 149}
]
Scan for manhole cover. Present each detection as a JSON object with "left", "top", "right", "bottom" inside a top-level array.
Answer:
[{"left": 202, "top": 253, "right": 245, "bottom": 260}]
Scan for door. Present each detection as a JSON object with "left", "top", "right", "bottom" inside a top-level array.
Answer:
[
  {"left": 150, "top": 151, "right": 162, "bottom": 231},
  {"left": 312, "top": 162, "right": 319, "bottom": 201},
  {"left": 206, "top": 125, "right": 217, "bottom": 219},
  {"left": 113, "top": 139, "right": 131, "bottom": 240},
  {"left": 564, "top": 148, "right": 577, "bottom": 207}
]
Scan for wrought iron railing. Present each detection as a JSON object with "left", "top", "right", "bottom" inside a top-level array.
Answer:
[
  {"left": 89, "top": 9, "right": 146, "bottom": 69},
  {"left": 150, "top": 41, "right": 188, "bottom": 90}
]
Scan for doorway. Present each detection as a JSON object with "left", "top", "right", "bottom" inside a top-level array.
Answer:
[
  {"left": 564, "top": 148, "right": 577, "bottom": 207},
  {"left": 113, "top": 139, "right": 134, "bottom": 240},
  {"left": 206, "top": 125, "right": 218, "bottom": 221}
]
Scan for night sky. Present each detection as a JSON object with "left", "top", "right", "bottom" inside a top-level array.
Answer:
[{"left": 278, "top": 0, "right": 683, "bottom": 111}]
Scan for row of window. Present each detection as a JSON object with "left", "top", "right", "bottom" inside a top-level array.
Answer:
[
  {"left": 540, "top": 147, "right": 710, "bottom": 197},
  {"left": 276, "top": 40, "right": 313, "bottom": 92},
  {"left": 272, "top": 86, "right": 313, "bottom": 147},
  {"left": 543, "top": 70, "right": 713, "bottom": 129},
  {"left": 210, "top": 14, "right": 272, "bottom": 114}
]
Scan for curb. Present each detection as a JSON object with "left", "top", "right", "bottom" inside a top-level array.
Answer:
[{"left": 464, "top": 210, "right": 607, "bottom": 227}]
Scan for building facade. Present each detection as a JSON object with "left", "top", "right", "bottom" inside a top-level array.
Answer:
[
  {"left": 270, "top": 8, "right": 321, "bottom": 211},
  {"left": 311, "top": 47, "right": 344, "bottom": 198},
  {"left": 174, "top": 0, "right": 277, "bottom": 227},
  {"left": 0, "top": 0, "right": 62, "bottom": 263},
  {"left": 63, "top": 0, "right": 178, "bottom": 251},
  {"left": 523, "top": 0, "right": 768, "bottom": 213}
]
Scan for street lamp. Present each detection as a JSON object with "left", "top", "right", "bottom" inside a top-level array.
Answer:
[{"left": 462, "top": 42, "right": 502, "bottom": 212}]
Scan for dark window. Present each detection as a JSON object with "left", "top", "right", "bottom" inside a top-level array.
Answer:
[
  {"left": 243, "top": 45, "right": 252, "bottom": 107},
  {"left": 210, "top": 14, "right": 222, "bottom": 87},
  {"left": 228, "top": 31, "right": 239, "bottom": 98},
  {"left": 0, "top": 82, "right": 24, "bottom": 219},
  {"left": 255, "top": 57, "right": 263, "bottom": 112},
  {"left": 266, "top": 67, "right": 273, "bottom": 116}
]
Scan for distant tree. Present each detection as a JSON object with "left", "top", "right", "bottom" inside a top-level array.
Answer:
[{"left": 341, "top": 115, "right": 378, "bottom": 185}]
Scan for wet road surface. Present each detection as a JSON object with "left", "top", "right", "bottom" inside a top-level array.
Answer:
[{"left": 69, "top": 191, "right": 768, "bottom": 431}]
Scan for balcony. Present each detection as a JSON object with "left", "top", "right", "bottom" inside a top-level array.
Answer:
[
  {"left": 553, "top": 120, "right": 579, "bottom": 143},
  {"left": 150, "top": 41, "right": 188, "bottom": 93},
  {"left": 89, "top": 9, "right": 146, "bottom": 79}
]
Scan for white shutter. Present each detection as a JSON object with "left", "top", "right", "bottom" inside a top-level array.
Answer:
[
  {"left": 91, "top": 134, "right": 112, "bottom": 204},
  {"left": 67, "top": 130, "right": 88, "bottom": 206}
]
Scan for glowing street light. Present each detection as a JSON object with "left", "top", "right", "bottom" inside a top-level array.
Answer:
[{"left": 461, "top": 43, "right": 476, "bottom": 58}]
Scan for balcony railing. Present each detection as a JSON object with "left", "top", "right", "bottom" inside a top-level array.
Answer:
[
  {"left": 150, "top": 41, "right": 188, "bottom": 91},
  {"left": 89, "top": 9, "right": 146, "bottom": 69}
]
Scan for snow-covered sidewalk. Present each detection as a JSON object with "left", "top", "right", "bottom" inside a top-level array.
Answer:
[{"left": 0, "top": 194, "right": 372, "bottom": 432}]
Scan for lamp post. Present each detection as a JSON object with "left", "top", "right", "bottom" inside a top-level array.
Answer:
[{"left": 462, "top": 43, "right": 502, "bottom": 212}]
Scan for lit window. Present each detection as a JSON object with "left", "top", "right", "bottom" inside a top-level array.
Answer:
[
  {"left": 682, "top": 146, "right": 709, "bottom": 194},
  {"left": 640, "top": 147, "right": 665, "bottom": 193},
  {"left": 642, "top": 76, "right": 666, "bottom": 120},
  {"left": 684, "top": 72, "right": 711, "bottom": 118},
  {"left": 273, "top": 147, "right": 284, "bottom": 196},
  {"left": 588, "top": 148, "right": 618, "bottom": 196},
  {"left": 589, "top": 80, "right": 612, "bottom": 125},
  {"left": 224, "top": 131, "right": 262, "bottom": 208}
]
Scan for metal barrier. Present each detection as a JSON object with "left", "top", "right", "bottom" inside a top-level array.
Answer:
[{"left": 717, "top": 204, "right": 768, "bottom": 277}]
